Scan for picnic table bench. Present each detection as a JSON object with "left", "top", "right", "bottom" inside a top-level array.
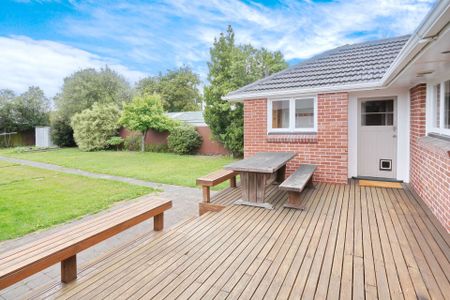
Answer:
[
  {"left": 279, "top": 164, "right": 316, "bottom": 210},
  {"left": 0, "top": 198, "right": 172, "bottom": 290},
  {"left": 196, "top": 169, "right": 238, "bottom": 215},
  {"left": 225, "top": 152, "right": 296, "bottom": 209}
]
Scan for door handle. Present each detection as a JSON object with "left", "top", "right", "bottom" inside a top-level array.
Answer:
[{"left": 393, "top": 134, "right": 397, "bottom": 138}]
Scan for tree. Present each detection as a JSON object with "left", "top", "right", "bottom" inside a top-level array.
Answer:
[
  {"left": 0, "top": 87, "right": 50, "bottom": 132},
  {"left": 52, "top": 66, "right": 132, "bottom": 146},
  {"left": 11, "top": 87, "right": 50, "bottom": 131},
  {"left": 136, "top": 66, "right": 201, "bottom": 112},
  {"left": 119, "top": 95, "right": 174, "bottom": 152},
  {"left": 55, "top": 66, "right": 132, "bottom": 119},
  {"left": 71, "top": 103, "right": 120, "bottom": 151},
  {"left": 204, "top": 26, "right": 288, "bottom": 157},
  {"left": 50, "top": 113, "right": 76, "bottom": 147},
  {"left": 0, "top": 89, "right": 16, "bottom": 132}
]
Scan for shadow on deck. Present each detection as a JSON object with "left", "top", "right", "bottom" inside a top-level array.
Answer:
[{"left": 34, "top": 181, "right": 450, "bottom": 299}]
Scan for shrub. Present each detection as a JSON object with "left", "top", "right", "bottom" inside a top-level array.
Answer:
[
  {"left": 124, "top": 134, "right": 141, "bottom": 151},
  {"left": 71, "top": 103, "right": 120, "bottom": 151},
  {"left": 108, "top": 136, "right": 124, "bottom": 151},
  {"left": 145, "top": 143, "right": 169, "bottom": 153},
  {"left": 50, "top": 114, "right": 76, "bottom": 147},
  {"left": 167, "top": 125, "right": 202, "bottom": 155}
]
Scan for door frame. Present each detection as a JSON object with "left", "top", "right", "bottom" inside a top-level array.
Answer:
[{"left": 357, "top": 96, "right": 398, "bottom": 179}]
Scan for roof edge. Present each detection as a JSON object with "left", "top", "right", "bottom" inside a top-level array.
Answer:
[{"left": 223, "top": 81, "right": 382, "bottom": 101}]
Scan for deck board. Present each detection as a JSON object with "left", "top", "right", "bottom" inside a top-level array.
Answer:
[{"left": 33, "top": 181, "right": 450, "bottom": 300}]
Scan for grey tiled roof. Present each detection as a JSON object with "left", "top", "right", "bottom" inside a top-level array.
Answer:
[
  {"left": 166, "top": 111, "right": 206, "bottom": 126},
  {"left": 226, "top": 35, "right": 410, "bottom": 98}
]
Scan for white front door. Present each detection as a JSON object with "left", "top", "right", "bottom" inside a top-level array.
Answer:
[{"left": 358, "top": 98, "right": 397, "bottom": 179}]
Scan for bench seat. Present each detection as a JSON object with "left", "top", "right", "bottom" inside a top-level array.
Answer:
[
  {"left": 196, "top": 169, "right": 238, "bottom": 215},
  {"left": 196, "top": 169, "right": 237, "bottom": 202},
  {"left": 279, "top": 164, "right": 316, "bottom": 210},
  {"left": 0, "top": 197, "right": 172, "bottom": 290}
]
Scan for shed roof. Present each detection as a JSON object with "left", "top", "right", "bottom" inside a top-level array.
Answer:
[{"left": 166, "top": 111, "right": 206, "bottom": 126}]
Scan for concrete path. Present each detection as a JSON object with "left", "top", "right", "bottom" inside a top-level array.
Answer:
[{"left": 0, "top": 156, "right": 207, "bottom": 299}]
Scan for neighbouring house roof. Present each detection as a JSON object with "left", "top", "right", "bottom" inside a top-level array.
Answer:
[
  {"left": 166, "top": 111, "right": 206, "bottom": 126},
  {"left": 224, "top": 35, "right": 410, "bottom": 100}
]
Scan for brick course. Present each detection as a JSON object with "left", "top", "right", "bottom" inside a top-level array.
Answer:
[
  {"left": 409, "top": 84, "right": 450, "bottom": 232},
  {"left": 244, "top": 92, "right": 348, "bottom": 184}
]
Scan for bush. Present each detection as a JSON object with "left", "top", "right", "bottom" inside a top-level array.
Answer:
[
  {"left": 108, "top": 136, "right": 124, "bottom": 150},
  {"left": 71, "top": 103, "right": 120, "bottom": 151},
  {"left": 145, "top": 143, "right": 169, "bottom": 153},
  {"left": 167, "top": 125, "right": 202, "bottom": 155},
  {"left": 124, "top": 134, "right": 141, "bottom": 151},
  {"left": 51, "top": 114, "right": 76, "bottom": 147}
]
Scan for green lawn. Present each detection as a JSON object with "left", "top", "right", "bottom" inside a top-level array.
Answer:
[
  {"left": 0, "top": 162, "right": 153, "bottom": 241},
  {"left": 0, "top": 148, "right": 236, "bottom": 188}
]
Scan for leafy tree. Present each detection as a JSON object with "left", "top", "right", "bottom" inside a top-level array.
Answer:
[
  {"left": 52, "top": 66, "right": 131, "bottom": 146},
  {"left": 11, "top": 87, "right": 50, "bottom": 131},
  {"left": 0, "top": 87, "right": 50, "bottom": 132},
  {"left": 54, "top": 66, "right": 132, "bottom": 119},
  {"left": 136, "top": 66, "right": 201, "bottom": 112},
  {"left": 71, "top": 103, "right": 120, "bottom": 151},
  {"left": 0, "top": 89, "right": 15, "bottom": 132},
  {"left": 119, "top": 94, "right": 174, "bottom": 152},
  {"left": 204, "top": 26, "right": 288, "bottom": 157}
]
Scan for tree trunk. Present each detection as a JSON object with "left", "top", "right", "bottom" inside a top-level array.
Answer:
[{"left": 141, "top": 131, "right": 146, "bottom": 152}]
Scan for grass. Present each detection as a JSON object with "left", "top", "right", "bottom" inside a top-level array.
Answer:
[
  {"left": 0, "top": 163, "right": 153, "bottom": 241},
  {"left": 0, "top": 148, "right": 236, "bottom": 188}
]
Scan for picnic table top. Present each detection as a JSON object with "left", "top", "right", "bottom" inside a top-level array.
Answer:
[{"left": 224, "top": 152, "right": 296, "bottom": 173}]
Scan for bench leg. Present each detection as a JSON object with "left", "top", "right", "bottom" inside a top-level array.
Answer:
[
  {"left": 230, "top": 176, "right": 237, "bottom": 188},
  {"left": 61, "top": 255, "right": 77, "bottom": 283},
  {"left": 154, "top": 212, "right": 164, "bottom": 231},
  {"left": 202, "top": 186, "right": 211, "bottom": 203},
  {"left": 283, "top": 192, "right": 306, "bottom": 210}
]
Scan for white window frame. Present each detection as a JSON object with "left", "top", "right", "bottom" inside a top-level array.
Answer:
[
  {"left": 267, "top": 96, "right": 318, "bottom": 134},
  {"left": 426, "top": 79, "right": 450, "bottom": 136}
]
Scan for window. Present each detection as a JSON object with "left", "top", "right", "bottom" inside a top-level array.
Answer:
[
  {"left": 271, "top": 100, "right": 289, "bottom": 129},
  {"left": 268, "top": 97, "right": 317, "bottom": 133},
  {"left": 428, "top": 80, "right": 450, "bottom": 136},
  {"left": 361, "top": 100, "right": 394, "bottom": 126}
]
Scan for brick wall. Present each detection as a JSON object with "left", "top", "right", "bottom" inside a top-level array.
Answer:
[
  {"left": 409, "top": 84, "right": 450, "bottom": 232},
  {"left": 244, "top": 92, "right": 348, "bottom": 184}
]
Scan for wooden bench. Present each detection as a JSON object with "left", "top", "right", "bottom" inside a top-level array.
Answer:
[
  {"left": 279, "top": 164, "right": 316, "bottom": 210},
  {"left": 0, "top": 198, "right": 172, "bottom": 290},
  {"left": 196, "top": 169, "right": 237, "bottom": 215}
]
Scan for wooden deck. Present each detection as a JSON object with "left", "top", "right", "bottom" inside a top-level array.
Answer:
[{"left": 34, "top": 181, "right": 450, "bottom": 299}]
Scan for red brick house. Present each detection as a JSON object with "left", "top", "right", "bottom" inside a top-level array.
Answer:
[{"left": 224, "top": 2, "right": 450, "bottom": 231}]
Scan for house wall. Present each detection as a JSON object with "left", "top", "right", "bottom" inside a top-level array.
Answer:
[
  {"left": 244, "top": 92, "right": 348, "bottom": 184},
  {"left": 119, "top": 126, "right": 229, "bottom": 155},
  {"left": 348, "top": 88, "right": 410, "bottom": 181},
  {"left": 409, "top": 83, "right": 450, "bottom": 232}
]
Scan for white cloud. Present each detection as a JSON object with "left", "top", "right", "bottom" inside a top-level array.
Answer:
[
  {"left": 0, "top": 36, "right": 146, "bottom": 97},
  {"left": 2, "top": 0, "right": 435, "bottom": 96},
  {"left": 60, "top": 0, "right": 434, "bottom": 67}
]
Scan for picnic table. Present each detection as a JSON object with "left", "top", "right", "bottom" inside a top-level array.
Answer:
[{"left": 224, "top": 152, "right": 295, "bottom": 208}]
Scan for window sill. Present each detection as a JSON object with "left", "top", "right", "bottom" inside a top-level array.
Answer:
[
  {"left": 266, "top": 134, "right": 318, "bottom": 144},
  {"left": 418, "top": 135, "right": 450, "bottom": 158}
]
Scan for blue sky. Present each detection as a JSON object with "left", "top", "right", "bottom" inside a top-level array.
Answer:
[{"left": 0, "top": 0, "right": 435, "bottom": 97}]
